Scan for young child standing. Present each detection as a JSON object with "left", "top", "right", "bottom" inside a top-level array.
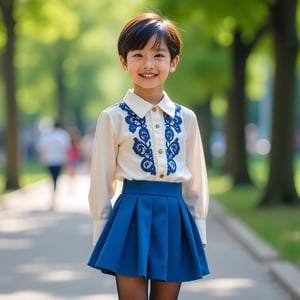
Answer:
[{"left": 88, "top": 12, "right": 209, "bottom": 300}]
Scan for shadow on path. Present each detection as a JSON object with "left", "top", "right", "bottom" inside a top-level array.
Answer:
[{"left": 0, "top": 175, "right": 292, "bottom": 300}]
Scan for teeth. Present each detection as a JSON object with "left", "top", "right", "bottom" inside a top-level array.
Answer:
[{"left": 142, "top": 74, "right": 155, "bottom": 78}]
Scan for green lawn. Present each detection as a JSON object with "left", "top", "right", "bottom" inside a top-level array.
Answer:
[
  {"left": 209, "top": 156, "right": 300, "bottom": 269},
  {"left": 0, "top": 161, "right": 48, "bottom": 194}
]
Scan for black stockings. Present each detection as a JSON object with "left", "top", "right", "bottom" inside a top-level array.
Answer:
[
  {"left": 115, "top": 274, "right": 181, "bottom": 300},
  {"left": 149, "top": 279, "right": 181, "bottom": 300}
]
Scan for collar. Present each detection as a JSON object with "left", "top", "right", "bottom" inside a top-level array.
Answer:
[{"left": 123, "top": 89, "right": 176, "bottom": 118}]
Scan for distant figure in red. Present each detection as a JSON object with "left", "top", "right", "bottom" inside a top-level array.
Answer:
[
  {"left": 81, "top": 127, "right": 95, "bottom": 172},
  {"left": 67, "top": 127, "right": 82, "bottom": 176}
]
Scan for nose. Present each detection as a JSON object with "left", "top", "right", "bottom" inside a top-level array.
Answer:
[{"left": 143, "top": 57, "right": 154, "bottom": 69}]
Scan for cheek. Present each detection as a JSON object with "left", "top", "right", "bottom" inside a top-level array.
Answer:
[
  {"left": 158, "top": 61, "right": 172, "bottom": 72},
  {"left": 126, "top": 60, "right": 139, "bottom": 71}
]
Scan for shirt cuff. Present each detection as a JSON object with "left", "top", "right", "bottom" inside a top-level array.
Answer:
[
  {"left": 92, "top": 219, "right": 107, "bottom": 246},
  {"left": 195, "top": 219, "right": 207, "bottom": 245}
]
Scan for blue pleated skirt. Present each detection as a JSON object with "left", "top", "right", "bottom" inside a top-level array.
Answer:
[{"left": 87, "top": 180, "right": 209, "bottom": 282}]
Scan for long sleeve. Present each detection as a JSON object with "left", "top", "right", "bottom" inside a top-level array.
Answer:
[
  {"left": 182, "top": 112, "right": 209, "bottom": 244},
  {"left": 88, "top": 110, "right": 118, "bottom": 245}
]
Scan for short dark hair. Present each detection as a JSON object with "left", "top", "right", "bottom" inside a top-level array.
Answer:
[{"left": 117, "top": 12, "right": 182, "bottom": 62}]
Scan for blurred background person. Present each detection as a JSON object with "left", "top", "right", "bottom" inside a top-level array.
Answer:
[
  {"left": 66, "top": 126, "right": 82, "bottom": 177},
  {"left": 80, "top": 127, "right": 95, "bottom": 172},
  {"left": 36, "top": 119, "right": 71, "bottom": 210}
]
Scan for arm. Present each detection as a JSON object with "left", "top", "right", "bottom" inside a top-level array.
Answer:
[
  {"left": 89, "top": 110, "right": 118, "bottom": 245},
  {"left": 182, "top": 112, "right": 209, "bottom": 245}
]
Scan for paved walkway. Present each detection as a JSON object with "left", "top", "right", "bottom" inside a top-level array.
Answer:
[{"left": 0, "top": 174, "right": 295, "bottom": 300}]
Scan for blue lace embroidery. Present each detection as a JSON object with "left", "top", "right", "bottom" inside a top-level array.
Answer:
[
  {"left": 164, "top": 105, "right": 182, "bottom": 175},
  {"left": 119, "top": 102, "right": 182, "bottom": 176},
  {"left": 119, "top": 102, "right": 156, "bottom": 175}
]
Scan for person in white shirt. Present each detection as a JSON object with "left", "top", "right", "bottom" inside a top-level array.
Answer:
[
  {"left": 88, "top": 12, "right": 209, "bottom": 300},
  {"left": 36, "top": 120, "right": 71, "bottom": 209}
]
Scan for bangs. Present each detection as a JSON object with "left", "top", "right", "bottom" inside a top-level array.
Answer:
[{"left": 125, "top": 21, "right": 166, "bottom": 51}]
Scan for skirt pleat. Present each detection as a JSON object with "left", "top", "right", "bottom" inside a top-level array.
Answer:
[{"left": 88, "top": 180, "right": 209, "bottom": 282}]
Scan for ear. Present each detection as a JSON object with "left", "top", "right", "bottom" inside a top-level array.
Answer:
[
  {"left": 170, "top": 55, "right": 180, "bottom": 73},
  {"left": 119, "top": 55, "right": 128, "bottom": 71}
]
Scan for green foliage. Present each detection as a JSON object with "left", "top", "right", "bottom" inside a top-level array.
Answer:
[
  {"left": 2, "top": 0, "right": 146, "bottom": 129},
  {"left": 164, "top": 12, "right": 231, "bottom": 105},
  {"left": 148, "top": 0, "right": 274, "bottom": 40},
  {"left": 1, "top": 0, "right": 299, "bottom": 152},
  {"left": 15, "top": 0, "right": 79, "bottom": 43},
  {"left": 145, "top": 0, "right": 282, "bottom": 112}
]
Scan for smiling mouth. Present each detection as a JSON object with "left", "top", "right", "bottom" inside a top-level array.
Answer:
[{"left": 140, "top": 73, "right": 157, "bottom": 78}]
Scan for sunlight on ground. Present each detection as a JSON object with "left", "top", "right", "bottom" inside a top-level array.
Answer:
[
  {"left": 17, "top": 263, "right": 86, "bottom": 280},
  {"left": 0, "top": 217, "right": 40, "bottom": 233},
  {"left": 0, "top": 212, "right": 66, "bottom": 234},
  {"left": 0, "top": 238, "right": 33, "bottom": 250},
  {"left": 39, "top": 270, "right": 86, "bottom": 282},
  {"left": 183, "top": 278, "right": 255, "bottom": 297},
  {"left": 0, "top": 291, "right": 117, "bottom": 300},
  {"left": 0, "top": 291, "right": 57, "bottom": 300}
]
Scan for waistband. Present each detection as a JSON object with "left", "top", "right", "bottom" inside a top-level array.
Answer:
[{"left": 122, "top": 180, "right": 182, "bottom": 197}]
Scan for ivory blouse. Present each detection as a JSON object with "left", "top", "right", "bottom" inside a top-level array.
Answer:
[{"left": 89, "top": 89, "right": 209, "bottom": 245}]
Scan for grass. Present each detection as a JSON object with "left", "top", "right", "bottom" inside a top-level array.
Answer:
[
  {"left": 208, "top": 157, "right": 300, "bottom": 269},
  {"left": 0, "top": 161, "right": 48, "bottom": 195}
]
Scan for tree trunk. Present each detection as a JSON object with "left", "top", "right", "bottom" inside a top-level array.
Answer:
[
  {"left": 1, "top": 0, "right": 20, "bottom": 190},
  {"left": 226, "top": 30, "right": 252, "bottom": 185},
  {"left": 226, "top": 27, "right": 266, "bottom": 185},
  {"left": 193, "top": 99, "right": 212, "bottom": 167},
  {"left": 260, "top": 0, "right": 299, "bottom": 205}
]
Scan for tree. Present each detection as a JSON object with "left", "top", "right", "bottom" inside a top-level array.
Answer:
[
  {"left": 146, "top": 0, "right": 272, "bottom": 184},
  {"left": 0, "top": 0, "right": 80, "bottom": 189},
  {"left": 16, "top": 0, "right": 80, "bottom": 124},
  {"left": 149, "top": 0, "right": 300, "bottom": 204},
  {"left": 226, "top": 28, "right": 266, "bottom": 184},
  {"left": 260, "top": 0, "right": 300, "bottom": 205},
  {"left": 0, "top": 0, "right": 19, "bottom": 189},
  {"left": 15, "top": 0, "right": 144, "bottom": 129}
]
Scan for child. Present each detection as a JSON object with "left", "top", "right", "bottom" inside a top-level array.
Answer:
[{"left": 88, "top": 12, "right": 209, "bottom": 300}]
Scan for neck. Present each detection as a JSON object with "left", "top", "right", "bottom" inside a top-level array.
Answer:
[{"left": 133, "top": 87, "right": 164, "bottom": 105}]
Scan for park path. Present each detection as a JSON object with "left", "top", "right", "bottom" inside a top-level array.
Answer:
[{"left": 0, "top": 174, "right": 293, "bottom": 300}]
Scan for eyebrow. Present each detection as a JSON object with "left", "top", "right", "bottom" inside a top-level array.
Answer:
[
  {"left": 131, "top": 47, "right": 168, "bottom": 53},
  {"left": 151, "top": 46, "right": 168, "bottom": 52}
]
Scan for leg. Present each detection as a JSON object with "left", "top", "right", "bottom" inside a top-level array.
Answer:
[
  {"left": 115, "top": 274, "right": 148, "bottom": 300},
  {"left": 47, "top": 166, "right": 61, "bottom": 210},
  {"left": 149, "top": 280, "right": 181, "bottom": 300},
  {"left": 48, "top": 165, "right": 61, "bottom": 191}
]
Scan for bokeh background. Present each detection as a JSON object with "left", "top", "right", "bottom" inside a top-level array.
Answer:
[{"left": 0, "top": 0, "right": 299, "bottom": 268}]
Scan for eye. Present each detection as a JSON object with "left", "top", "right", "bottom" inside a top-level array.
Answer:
[
  {"left": 155, "top": 53, "right": 165, "bottom": 58},
  {"left": 132, "top": 53, "right": 143, "bottom": 58}
]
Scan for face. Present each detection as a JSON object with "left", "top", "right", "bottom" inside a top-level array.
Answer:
[{"left": 119, "top": 35, "right": 179, "bottom": 102}]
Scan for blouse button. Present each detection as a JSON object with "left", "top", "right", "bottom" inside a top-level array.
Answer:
[
  {"left": 155, "top": 124, "right": 160, "bottom": 128},
  {"left": 152, "top": 107, "right": 157, "bottom": 112},
  {"left": 160, "top": 174, "right": 164, "bottom": 179},
  {"left": 158, "top": 149, "right": 163, "bottom": 154}
]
